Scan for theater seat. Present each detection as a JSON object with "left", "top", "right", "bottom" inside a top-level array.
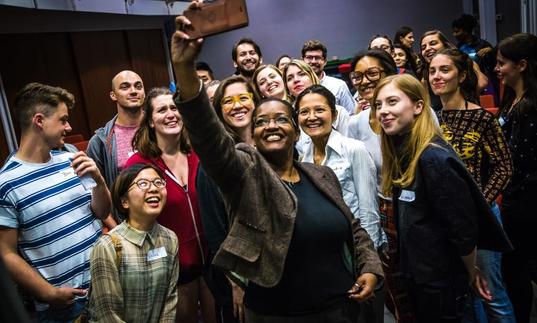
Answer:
[
  {"left": 64, "top": 134, "right": 84, "bottom": 144},
  {"left": 480, "top": 94, "right": 498, "bottom": 115},
  {"left": 73, "top": 140, "right": 89, "bottom": 152}
]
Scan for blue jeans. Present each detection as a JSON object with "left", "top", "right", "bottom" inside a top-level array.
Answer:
[
  {"left": 37, "top": 299, "right": 86, "bottom": 323},
  {"left": 462, "top": 203, "right": 516, "bottom": 323}
]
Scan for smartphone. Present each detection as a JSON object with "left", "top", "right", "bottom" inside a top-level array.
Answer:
[{"left": 182, "top": 0, "right": 249, "bottom": 39}]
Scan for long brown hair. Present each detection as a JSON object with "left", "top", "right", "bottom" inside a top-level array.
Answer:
[
  {"left": 371, "top": 74, "right": 443, "bottom": 195},
  {"left": 132, "top": 87, "right": 191, "bottom": 159},
  {"left": 211, "top": 75, "right": 261, "bottom": 143}
]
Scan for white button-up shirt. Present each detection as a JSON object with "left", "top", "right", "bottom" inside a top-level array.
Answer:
[
  {"left": 301, "top": 130, "right": 382, "bottom": 247},
  {"left": 320, "top": 73, "right": 356, "bottom": 115}
]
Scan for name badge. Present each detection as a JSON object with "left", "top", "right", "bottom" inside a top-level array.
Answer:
[
  {"left": 59, "top": 167, "right": 76, "bottom": 178},
  {"left": 147, "top": 247, "right": 167, "bottom": 262},
  {"left": 399, "top": 189, "right": 415, "bottom": 202}
]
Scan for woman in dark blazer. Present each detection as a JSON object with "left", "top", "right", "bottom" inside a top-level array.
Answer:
[{"left": 169, "top": 5, "right": 383, "bottom": 323}]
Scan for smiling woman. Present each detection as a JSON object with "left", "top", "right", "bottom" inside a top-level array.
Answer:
[
  {"left": 88, "top": 163, "right": 179, "bottom": 322},
  {"left": 372, "top": 74, "right": 512, "bottom": 322},
  {"left": 253, "top": 64, "right": 289, "bottom": 101},
  {"left": 169, "top": 7, "right": 383, "bottom": 322},
  {"left": 125, "top": 87, "right": 216, "bottom": 323}
]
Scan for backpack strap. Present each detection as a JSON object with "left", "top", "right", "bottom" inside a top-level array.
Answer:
[{"left": 107, "top": 233, "right": 122, "bottom": 269}]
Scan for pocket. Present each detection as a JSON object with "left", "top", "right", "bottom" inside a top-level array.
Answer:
[{"left": 221, "top": 235, "right": 261, "bottom": 262}]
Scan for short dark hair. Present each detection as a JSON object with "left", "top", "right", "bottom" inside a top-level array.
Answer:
[
  {"left": 275, "top": 54, "right": 291, "bottom": 68},
  {"left": 13, "top": 82, "right": 75, "bottom": 131},
  {"left": 301, "top": 40, "right": 327, "bottom": 59},
  {"left": 232, "top": 38, "right": 262, "bottom": 62},
  {"left": 295, "top": 84, "right": 336, "bottom": 114},
  {"left": 350, "top": 49, "right": 398, "bottom": 76},
  {"left": 393, "top": 26, "right": 413, "bottom": 45},
  {"left": 196, "top": 61, "right": 214, "bottom": 77},
  {"left": 252, "top": 98, "right": 299, "bottom": 133},
  {"left": 112, "top": 163, "right": 165, "bottom": 218},
  {"left": 452, "top": 14, "right": 477, "bottom": 34}
]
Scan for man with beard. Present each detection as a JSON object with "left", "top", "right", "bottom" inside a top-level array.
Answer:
[
  {"left": 232, "top": 38, "right": 262, "bottom": 81},
  {"left": 301, "top": 40, "right": 355, "bottom": 114},
  {"left": 87, "top": 70, "right": 145, "bottom": 222}
]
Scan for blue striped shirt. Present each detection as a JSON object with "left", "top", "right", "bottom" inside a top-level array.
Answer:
[{"left": 0, "top": 151, "right": 102, "bottom": 309}]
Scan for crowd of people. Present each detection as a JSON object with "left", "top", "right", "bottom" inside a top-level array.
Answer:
[{"left": 0, "top": 3, "right": 536, "bottom": 323}]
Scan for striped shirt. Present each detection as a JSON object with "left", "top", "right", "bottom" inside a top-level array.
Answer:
[
  {"left": 0, "top": 150, "right": 102, "bottom": 309},
  {"left": 89, "top": 222, "right": 179, "bottom": 322}
]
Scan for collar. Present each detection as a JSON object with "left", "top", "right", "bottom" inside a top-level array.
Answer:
[
  {"left": 302, "top": 130, "right": 344, "bottom": 163},
  {"left": 118, "top": 221, "right": 160, "bottom": 247}
]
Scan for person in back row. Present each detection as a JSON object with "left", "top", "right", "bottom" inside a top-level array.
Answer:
[
  {"left": 0, "top": 82, "right": 111, "bottom": 321},
  {"left": 302, "top": 39, "right": 356, "bottom": 114},
  {"left": 87, "top": 70, "right": 146, "bottom": 224},
  {"left": 232, "top": 38, "right": 263, "bottom": 82}
]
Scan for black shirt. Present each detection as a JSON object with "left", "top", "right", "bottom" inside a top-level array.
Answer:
[{"left": 245, "top": 170, "right": 354, "bottom": 315}]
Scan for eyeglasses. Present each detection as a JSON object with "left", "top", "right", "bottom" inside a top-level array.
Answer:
[
  {"left": 303, "top": 55, "right": 325, "bottom": 62},
  {"left": 129, "top": 178, "right": 166, "bottom": 190},
  {"left": 220, "top": 93, "right": 253, "bottom": 111},
  {"left": 349, "top": 68, "right": 384, "bottom": 84},
  {"left": 253, "top": 115, "right": 293, "bottom": 128}
]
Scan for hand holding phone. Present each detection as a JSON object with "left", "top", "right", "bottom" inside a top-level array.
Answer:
[{"left": 182, "top": 0, "right": 249, "bottom": 39}]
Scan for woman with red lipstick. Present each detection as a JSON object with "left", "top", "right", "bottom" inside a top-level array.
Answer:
[
  {"left": 126, "top": 88, "right": 216, "bottom": 323},
  {"left": 372, "top": 74, "right": 511, "bottom": 323},
  {"left": 89, "top": 163, "right": 179, "bottom": 322},
  {"left": 495, "top": 33, "right": 537, "bottom": 323},
  {"left": 253, "top": 64, "right": 289, "bottom": 102},
  {"left": 429, "top": 48, "right": 515, "bottom": 323}
]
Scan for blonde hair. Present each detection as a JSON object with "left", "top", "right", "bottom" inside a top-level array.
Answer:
[
  {"left": 371, "top": 74, "right": 442, "bottom": 195},
  {"left": 283, "top": 59, "right": 319, "bottom": 102}
]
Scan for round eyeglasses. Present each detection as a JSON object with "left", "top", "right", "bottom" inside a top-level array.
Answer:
[{"left": 129, "top": 178, "right": 166, "bottom": 190}]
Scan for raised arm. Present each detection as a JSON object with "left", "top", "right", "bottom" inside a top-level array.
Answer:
[
  {"left": 71, "top": 151, "right": 111, "bottom": 220},
  {"left": 171, "top": 4, "right": 253, "bottom": 193}
]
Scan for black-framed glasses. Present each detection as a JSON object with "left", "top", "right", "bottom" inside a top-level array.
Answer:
[
  {"left": 349, "top": 68, "right": 384, "bottom": 84},
  {"left": 129, "top": 178, "right": 166, "bottom": 190},
  {"left": 253, "top": 115, "right": 293, "bottom": 128}
]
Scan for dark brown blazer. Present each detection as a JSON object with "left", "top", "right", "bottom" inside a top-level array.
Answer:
[{"left": 177, "top": 90, "right": 383, "bottom": 288}]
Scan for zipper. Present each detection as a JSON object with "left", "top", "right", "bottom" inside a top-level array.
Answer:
[{"left": 165, "top": 169, "right": 206, "bottom": 266}]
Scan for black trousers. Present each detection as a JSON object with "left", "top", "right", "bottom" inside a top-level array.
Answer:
[
  {"left": 408, "top": 282, "right": 466, "bottom": 323},
  {"left": 244, "top": 298, "right": 360, "bottom": 323}
]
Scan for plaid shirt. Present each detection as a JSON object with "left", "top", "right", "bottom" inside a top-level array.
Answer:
[{"left": 89, "top": 221, "right": 179, "bottom": 322}]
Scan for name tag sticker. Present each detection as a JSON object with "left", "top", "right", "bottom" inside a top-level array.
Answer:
[
  {"left": 59, "top": 167, "right": 76, "bottom": 178},
  {"left": 147, "top": 247, "right": 167, "bottom": 262},
  {"left": 399, "top": 189, "right": 415, "bottom": 202}
]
